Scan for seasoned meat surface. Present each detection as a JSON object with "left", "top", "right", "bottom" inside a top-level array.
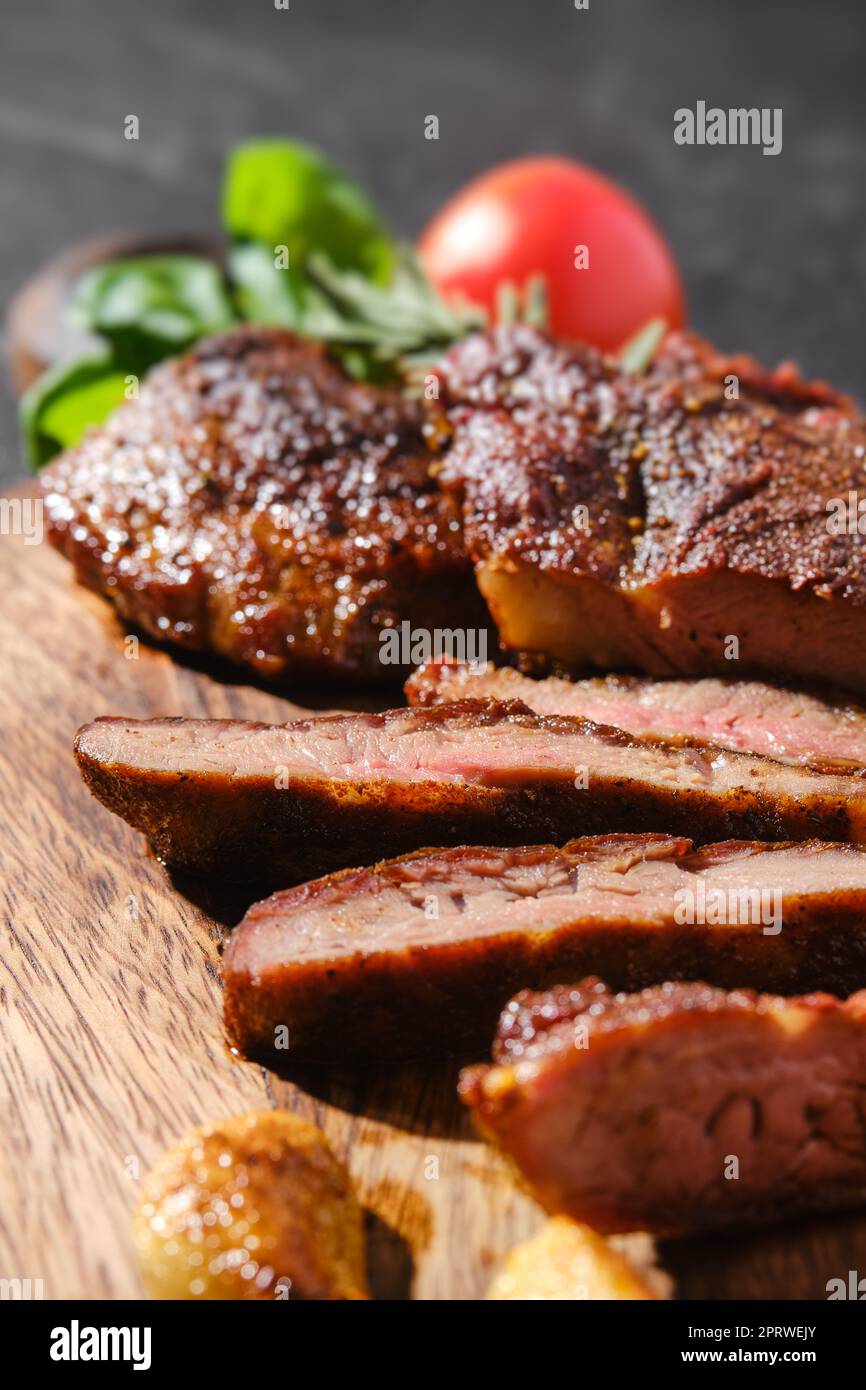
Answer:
[
  {"left": 406, "top": 659, "right": 866, "bottom": 770},
  {"left": 224, "top": 834, "right": 866, "bottom": 1062},
  {"left": 460, "top": 977, "right": 866, "bottom": 1235},
  {"left": 73, "top": 699, "right": 866, "bottom": 882},
  {"left": 437, "top": 326, "right": 866, "bottom": 692},
  {"left": 40, "top": 327, "right": 483, "bottom": 685},
  {"left": 41, "top": 320, "right": 866, "bottom": 691}
]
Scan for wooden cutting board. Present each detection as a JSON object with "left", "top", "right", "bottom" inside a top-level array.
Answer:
[{"left": 1, "top": 490, "right": 864, "bottom": 1301}]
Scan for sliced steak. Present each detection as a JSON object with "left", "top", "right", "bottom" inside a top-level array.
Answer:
[
  {"left": 73, "top": 699, "right": 866, "bottom": 882},
  {"left": 437, "top": 325, "right": 866, "bottom": 693},
  {"left": 224, "top": 835, "right": 866, "bottom": 1063},
  {"left": 40, "top": 327, "right": 486, "bottom": 685},
  {"left": 460, "top": 977, "right": 866, "bottom": 1235},
  {"left": 406, "top": 659, "right": 866, "bottom": 770}
]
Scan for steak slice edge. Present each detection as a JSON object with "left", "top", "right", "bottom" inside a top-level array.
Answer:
[
  {"left": 73, "top": 699, "right": 866, "bottom": 881},
  {"left": 460, "top": 976, "right": 866, "bottom": 1235},
  {"left": 224, "top": 835, "right": 866, "bottom": 1062}
]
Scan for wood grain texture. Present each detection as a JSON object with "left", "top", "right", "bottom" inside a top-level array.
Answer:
[{"left": 1, "top": 495, "right": 865, "bottom": 1300}]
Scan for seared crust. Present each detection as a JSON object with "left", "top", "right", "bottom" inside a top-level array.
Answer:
[
  {"left": 40, "top": 327, "right": 484, "bottom": 685},
  {"left": 436, "top": 330, "right": 637, "bottom": 582},
  {"left": 40, "top": 320, "right": 866, "bottom": 688},
  {"left": 437, "top": 326, "right": 866, "bottom": 688},
  {"left": 486, "top": 975, "right": 866, "bottom": 1062},
  {"left": 438, "top": 324, "right": 866, "bottom": 599},
  {"left": 73, "top": 699, "right": 866, "bottom": 882}
]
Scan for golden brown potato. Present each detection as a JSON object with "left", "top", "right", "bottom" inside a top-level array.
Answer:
[
  {"left": 133, "top": 1109, "right": 369, "bottom": 1300},
  {"left": 487, "top": 1217, "right": 672, "bottom": 1301}
]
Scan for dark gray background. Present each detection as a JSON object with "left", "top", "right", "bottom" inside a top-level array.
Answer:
[{"left": 2, "top": 0, "right": 864, "bottom": 481}]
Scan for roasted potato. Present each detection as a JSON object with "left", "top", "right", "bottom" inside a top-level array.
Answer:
[
  {"left": 133, "top": 1109, "right": 369, "bottom": 1300},
  {"left": 487, "top": 1217, "right": 672, "bottom": 1300}
]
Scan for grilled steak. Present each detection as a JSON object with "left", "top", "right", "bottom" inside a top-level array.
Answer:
[
  {"left": 460, "top": 977, "right": 866, "bottom": 1235},
  {"left": 40, "top": 327, "right": 485, "bottom": 685},
  {"left": 224, "top": 834, "right": 866, "bottom": 1063},
  {"left": 406, "top": 659, "right": 866, "bottom": 770},
  {"left": 437, "top": 325, "right": 866, "bottom": 693},
  {"left": 74, "top": 699, "right": 866, "bottom": 882}
]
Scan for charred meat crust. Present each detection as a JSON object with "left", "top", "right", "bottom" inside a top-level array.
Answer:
[
  {"left": 73, "top": 699, "right": 866, "bottom": 882},
  {"left": 223, "top": 835, "right": 866, "bottom": 1064},
  {"left": 39, "top": 321, "right": 866, "bottom": 690},
  {"left": 40, "top": 327, "right": 487, "bottom": 686},
  {"left": 436, "top": 326, "right": 866, "bottom": 691},
  {"left": 460, "top": 977, "right": 866, "bottom": 1235}
]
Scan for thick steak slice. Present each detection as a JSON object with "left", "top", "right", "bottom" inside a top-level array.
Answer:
[
  {"left": 406, "top": 660, "right": 866, "bottom": 770},
  {"left": 40, "top": 327, "right": 486, "bottom": 686},
  {"left": 460, "top": 977, "right": 866, "bottom": 1235},
  {"left": 73, "top": 699, "right": 866, "bottom": 882},
  {"left": 224, "top": 835, "right": 866, "bottom": 1063},
  {"left": 437, "top": 325, "right": 866, "bottom": 693}
]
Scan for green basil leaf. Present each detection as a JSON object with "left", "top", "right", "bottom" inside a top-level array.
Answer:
[
  {"left": 21, "top": 354, "right": 131, "bottom": 469},
  {"left": 222, "top": 140, "right": 394, "bottom": 284},
  {"left": 227, "top": 242, "right": 307, "bottom": 328},
  {"left": 72, "top": 255, "right": 237, "bottom": 367}
]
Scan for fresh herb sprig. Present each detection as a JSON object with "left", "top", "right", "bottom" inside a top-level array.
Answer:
[
  {"left": 22, "top": 140, "right": 489, "bottom": 466},
  {"left": 21, "top": 137, "right": 663, "bottom": 468},
  {"left": 618, "top": 316, "right": 667, "bottom": 373},
  {"left": 22, "top": 253, "right": 238, "bottom": 466}
]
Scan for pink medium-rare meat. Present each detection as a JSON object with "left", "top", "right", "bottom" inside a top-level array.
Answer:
[
  {"left": 460, "top": 977, "right": 866, "bottom": 1235},
  {"left": 435, "top": 325, "right": 866, "bottom": 693},
  {"left": 73, "top": 700, "right": 866, "bottom": 882},
  {"left": 405, "top": 659, "right": 866, "bottom": 770},
  {"left": 224, "top": 835, "right": 866, "bottom": 1062}
]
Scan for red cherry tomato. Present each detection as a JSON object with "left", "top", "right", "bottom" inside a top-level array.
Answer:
[{"left": 418, "top": 156, "right": 685, "bottom": 352}]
